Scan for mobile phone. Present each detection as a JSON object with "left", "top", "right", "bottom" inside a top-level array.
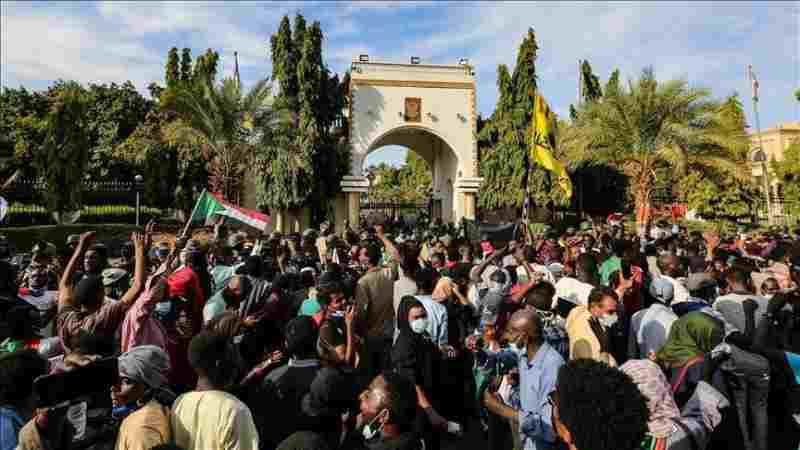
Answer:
[{"left": 35, "top": 357, "right": 118, "bottom": 408}]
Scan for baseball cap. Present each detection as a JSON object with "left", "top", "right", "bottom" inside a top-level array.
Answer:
[
  {"left": 101, "top": 268, "right": 128, "bottom": 287},
  {"left": 648, "top": 278, "right": 674, "bottom": 304},
  {"left": 687, "top": 273, "right": 716, "bottom": 292}
]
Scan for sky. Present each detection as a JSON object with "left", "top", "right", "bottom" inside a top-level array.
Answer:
[{"left": 2, "top": 1, "right": 798, "bottom": 168}]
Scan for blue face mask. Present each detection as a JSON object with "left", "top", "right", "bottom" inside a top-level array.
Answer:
[{"left": 112, "top": 402, "right": 140, "bottom": 420}]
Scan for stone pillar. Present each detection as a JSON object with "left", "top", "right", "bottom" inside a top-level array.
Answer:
[
  {"left": 454, "top": 177, "right": 483, "bottom": 221},
  {"left": 340, "top": 175, "right": 370, "bottom": 228}
]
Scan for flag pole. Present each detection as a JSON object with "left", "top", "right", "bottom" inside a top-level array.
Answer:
[
  {"left": 748, "top": 65, "right": 770, "bottom": 225},
  {"left": 181, "top": 188, "right": 207, "bottom": 238}
]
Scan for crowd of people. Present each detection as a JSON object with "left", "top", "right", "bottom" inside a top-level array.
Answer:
[{"left": 1, "top": 216, "right": 800, "bottom": 450}]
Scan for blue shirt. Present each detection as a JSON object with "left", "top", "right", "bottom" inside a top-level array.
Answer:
[
  {"left": 519, "top": 342, "right": 564, "bottom": 450},
  {"left": 0, "top": 407, "right": 25, "bottom": 450}
]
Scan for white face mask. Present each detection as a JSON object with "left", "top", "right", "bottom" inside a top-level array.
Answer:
[
  {"left": 362, "top": 409, "right": 388, "bottom": 440},
  {"left": 410, "top": 318, "right": 429, "bottom": 334},
  {"left": 598, "top": 313, "right": 619, "bottom": 328}
]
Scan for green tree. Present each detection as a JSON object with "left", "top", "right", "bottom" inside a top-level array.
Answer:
[
  {"left": 795, "top": 89, "right": 800, "bottom": 103},
  {"left": 258, "top": 15, "right": 350, "bottom": 222},
  {"left": 83, "top": 82, "right": 154, "bottom": 179},
  {"left": 773, "top": 141, "right": 800, "bottom": 218},
  {"left": 562, "top": 68, "right": 747, "bottom": 230},
  {"left": 15, "top": 81, "right": 90, "bottom": 216},
  {"left": 180, "top": 48, "right": 193, "bottom": 83},
  {"left": 398, "top": 151, "right": 432, "bottom": 201},
  {"left": 479, "top": 28, "right": 565, "bottom": 212},
  {"left": 163, "top": 77, "right": 279, "bottom": 202},
  {"left": 193, "top": 49, "right": 220, "bottom": 86},
  {"left": 270, "top": 16, "right": 298, "bottom": 104},
  {"left": 580, "top": 60, "right": 603, "bottom": 102},
  {"left": 166, "top": 47, "right": 180, "bottom": 89},
  {"left": 677, "top": 94, "right": 759, "bottom": 221},
  {"left": 0, "top": 87, "right": 49, "bottom": 179}
]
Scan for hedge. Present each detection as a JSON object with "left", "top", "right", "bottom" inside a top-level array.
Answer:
[{"left": 5, "top": 203, "right": 164, "bottom": 226}]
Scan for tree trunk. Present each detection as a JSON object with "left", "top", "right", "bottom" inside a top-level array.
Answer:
[{"left": 634, "top": 183, "right": 653, "bottom": 238}]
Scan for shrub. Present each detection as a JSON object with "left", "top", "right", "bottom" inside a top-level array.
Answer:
[{"left": 5, "top": 203, "right": 163, "bottom": 226}]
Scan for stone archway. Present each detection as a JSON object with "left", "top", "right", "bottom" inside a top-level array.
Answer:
[{"left": 337, "top": 59, "right": 483, "bottom": 231}]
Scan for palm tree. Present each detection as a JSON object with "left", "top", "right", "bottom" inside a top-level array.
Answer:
[
  {"left": 561, "top": 68, "right": 747, "bottom": 231},
  {"left": 163, "top": 77, "right": 281, "bottom": 203}
]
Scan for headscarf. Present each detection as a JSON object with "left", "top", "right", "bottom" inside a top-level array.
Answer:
[
  {"left": 397, "top": 296, "right": 424, "bottom": 336},
  {"left": 657, "top": 312, "right": 723, "bottom": 367},
  {"left": 432, "top": 277, "right": 455, "bottom": 302},
  {"left": 620, "top": 360, "right": 680, "bottom": 438},
  {"left": 118, "top": 345, "right": 171, "bottom": 391}
]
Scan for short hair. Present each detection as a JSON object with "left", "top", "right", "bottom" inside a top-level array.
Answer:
[
  {"left": 0, "top": 349, "right": 48, "bottom": 407},
  {"left": 317, "top": 282, "right": 343, "bottom": 306},
  {"left": 446, "top": 246, "right": 459, "bottom": 262},
  {"left": 576, "top": 254, "right": 597, "bottom": 275},
  {"left": 415, "top": 267, "right": 438, "bottom": 293},
  {"left": 380, "top": 372, "right": 418, "bottom": 430},
  {"left": 555, "top": 359, "right": 649, "bottom": 450},
  {"left": 588, "top": 287, "right": 618, "bottom": 308},
  {"left": 531, "top": 281, "right": 556, "bottom": 301},
  {"left": 525, "top": 284, "right": 555, "bottom": 311},
  {"left": 608, "top": 261, "right": 632, "bottom": 290},
  {"left": 188, "top": 331, "right": 243, "bottom": 390},
  {"left": 364, "top": 243, "right": 382, "bottom": 266}
]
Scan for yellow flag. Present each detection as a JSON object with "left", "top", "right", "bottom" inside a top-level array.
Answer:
[{"left": 531, "top": 95, "right": 572, "bottom": 199}]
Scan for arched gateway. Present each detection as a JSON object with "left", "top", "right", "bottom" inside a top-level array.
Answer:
[{"left": 335, "top": 59, "right": 483, "bottom": 231}]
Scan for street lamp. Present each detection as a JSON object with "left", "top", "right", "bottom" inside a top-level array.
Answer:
[
  {"left": 134, "top": 174, "right": 144, "bottom": 226},
  {"left": 752, "top": 149, "right": 770, "bottom": 224}
]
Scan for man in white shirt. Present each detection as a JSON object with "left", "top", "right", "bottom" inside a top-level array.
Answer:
[
  {"left": 554, "top": 254, "right": 597, "bottom": 308},
  {"left": 657, "top": 253, "right": 690, "bottom": 305}
]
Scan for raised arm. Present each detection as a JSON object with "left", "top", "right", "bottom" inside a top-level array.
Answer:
[
  {"left": 471, "top": 246, "right": 507, "bottom": 283},
  {"left": 375, "top": 225, "right": 401, "bottom": 262},
  {"left": 119, "top": 232, "right": 148, "bottom": 306},
  {"left": 58, "top": 231, "right": 95, "bottom": 310}
]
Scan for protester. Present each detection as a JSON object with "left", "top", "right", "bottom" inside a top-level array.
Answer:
[
  {"left": 481, "top": 309, "right": 565, "bottom": 450},
  {"left": 621, "top": 359, "right": 729, "bottom": 450},
  {"left": 550, "top": 359, "right": 649, "bottom": 450},
  {"left": 565, "top": 287, "right": 619, "bottom": 365},
  {"left": 171, "top": 330, "right": 257, "bottom": 450},
  {"left": 0, "top": 349, "right": 48, "bottom": 450},
  {"left": 113, "top": 345, "right": 175, "bottom": 450}
]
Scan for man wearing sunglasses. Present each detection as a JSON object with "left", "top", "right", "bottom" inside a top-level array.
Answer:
[{"left": 481, "top": 308, "right": 564, "bottom": 450}]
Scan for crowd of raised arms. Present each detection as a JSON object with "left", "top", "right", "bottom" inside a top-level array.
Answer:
[{"left": 1, "top": 217, "right": 800, "bottom": 450}]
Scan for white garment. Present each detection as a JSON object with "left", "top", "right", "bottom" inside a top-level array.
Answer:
[
  {"left": 516, "top": 263, "right": 556, "bottom": 286},
  {"left": 660, "top": 275, "right": 690, "bottom": 305},
  {"left": 554, "top": 277, "right": 595, "bottom": 308}
]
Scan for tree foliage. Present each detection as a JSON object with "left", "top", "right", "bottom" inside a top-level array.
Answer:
[
  {"left": 166, "top": 47, "right": 180, "bottom": 89},
  {"left": 773, "top": 141, "right": 800, "bottom": 218},
  {"left": 163, "top": 77, "right": 278, "bottom": 203},
  {"left": 479, "top": 28, "right": 567, "bottom": 212},
  {"left": 257, "top": 14, "right": 350, "bottom": 222},
  {"left": 14, "top": 81, "right": 90, "bottom": 215},
  {"left": 561, "top": 68, "right": 748, "bottom": 228}
]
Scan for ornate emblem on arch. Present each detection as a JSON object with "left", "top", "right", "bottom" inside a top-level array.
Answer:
[{"left": 404, "top": 98, "right": 421, "bottom": 122}]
